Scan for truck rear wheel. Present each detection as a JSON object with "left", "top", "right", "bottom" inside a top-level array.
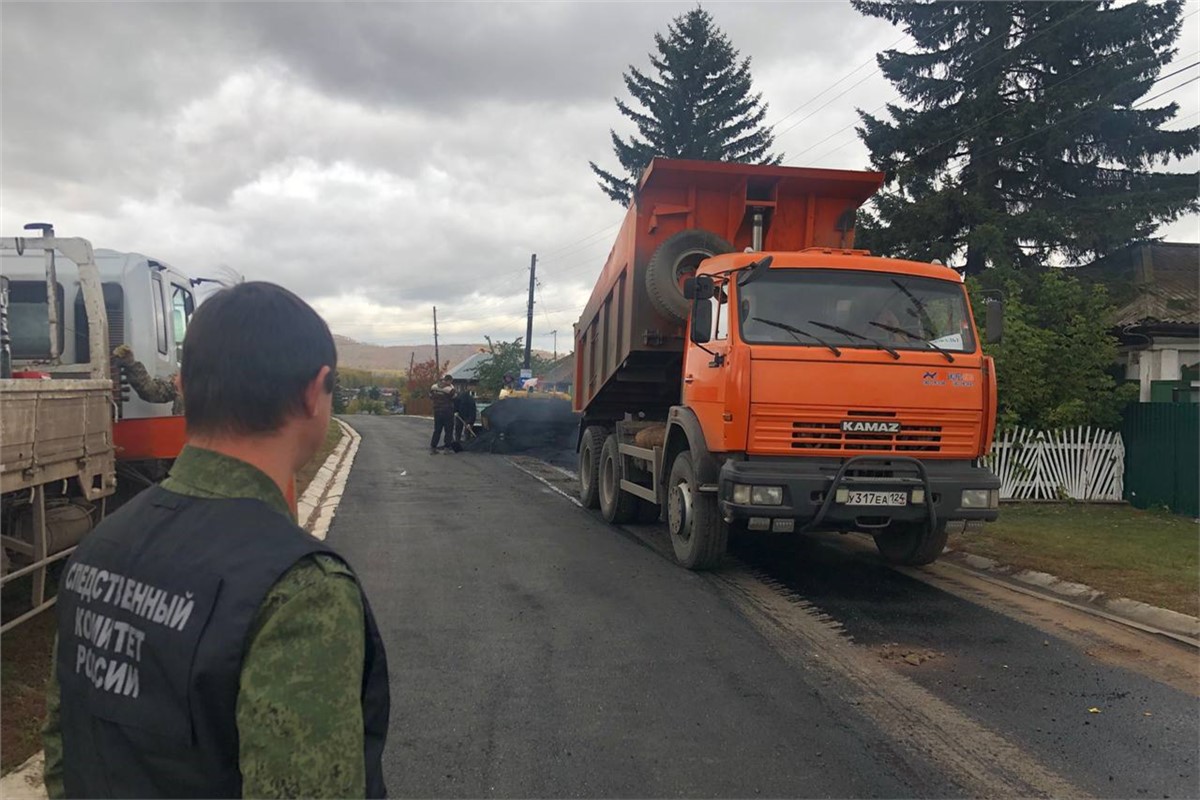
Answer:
[
  {"left": 578, "top": 426, "right": 606, "bottom": 509},
  {"left": 599, "top": 435, "right": 639, "bottom": 524},
  {"left": 666, "top": 451, "right": 727, "bottom": 570},
  {"left": 873, "top": 520, "right": 949, "bottom": 566},
  {"left": 645, "top": 229, "right": 734, "bottom": 323}
]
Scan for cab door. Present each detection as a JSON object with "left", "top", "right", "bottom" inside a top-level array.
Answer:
[
  {"left": 167, "top": 280, "right": 195, "bottom": 370},
  {"left": 682, "top": 286, "right": 733, "bottom": 452}
]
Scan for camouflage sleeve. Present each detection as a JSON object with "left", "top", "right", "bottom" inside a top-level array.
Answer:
[
  {"left": 41, "top": 637, "right": 65, "bottom": 800},
  {"left": 237, "top": 555, "right": 367, "bottom": 799},
  {"left": 122, "top": 359, "right": 177, "bottom": 405}
]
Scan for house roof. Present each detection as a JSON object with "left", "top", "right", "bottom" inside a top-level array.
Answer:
[
  {"left": 447, "top": 351, "right": 492, "bottom": 381},
  {"left": 1075, "top": 242, "right": 1199, "bottom": 328}
]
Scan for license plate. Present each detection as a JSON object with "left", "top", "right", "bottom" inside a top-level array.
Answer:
[{"left": 845, "top": 491, "right": 908, "bottom": 507}]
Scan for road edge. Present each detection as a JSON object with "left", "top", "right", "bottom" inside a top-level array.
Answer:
[
  {"left": 943, "top": 548, "right": 1200, "bottom": 640},
  {"left": 298, "top": 417, "right": 362, "bottom": 541}
]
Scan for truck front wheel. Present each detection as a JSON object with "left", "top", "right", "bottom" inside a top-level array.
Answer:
[
  {"left": 599, "top": 435, "right": 639, "bottom": 524},
  {"left": 873, "top": 520, "right": 949, "bottom": 566},
  {"left": 578, "top": 426, "right": 606, "bottom": 509},
  {"left": 666, "top": 451, "right": 727, "bottom": 570}
]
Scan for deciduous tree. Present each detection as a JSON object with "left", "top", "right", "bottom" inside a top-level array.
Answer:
[
  {"left": 972, "top": 269, "right": 1136, "bottom": 429},
  {"left": 475, "top": 338, "right": 553, "bottom": 398}
]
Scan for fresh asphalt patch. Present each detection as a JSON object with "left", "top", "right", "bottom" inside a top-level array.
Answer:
[{"left": 522, "top": 440, "right": 1199, "bottom": 800}]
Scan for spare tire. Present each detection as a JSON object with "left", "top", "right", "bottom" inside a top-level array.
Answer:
[{"left": 645, "top": 229, "right": 735, "bottom": 323}]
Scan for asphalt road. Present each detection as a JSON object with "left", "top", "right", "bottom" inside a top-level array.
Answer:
[
  {"left": 328, "top": 416, "right": 1198, "bottom": 798},
  {"left": 731, "top": 534, "right": 1200, "bottom": 799}
]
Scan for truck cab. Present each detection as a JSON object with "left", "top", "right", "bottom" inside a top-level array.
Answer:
[
  {"left": 682, "top": 249, "right": 999, "bottom": 562},
  {"left": 3, "top": 238, "right": 199, "bottom": 461}
]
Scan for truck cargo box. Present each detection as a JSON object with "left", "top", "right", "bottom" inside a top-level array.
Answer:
[{"left": 573, "top": 158, "right": 883, "bottom": 421}]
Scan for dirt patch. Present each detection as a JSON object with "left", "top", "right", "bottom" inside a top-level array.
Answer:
[
  {"left": 1, "top": 611, "right": 55, "bottom": 774},
  {"left": 878, "top": 643, "right": 944, "bottom": 667}
]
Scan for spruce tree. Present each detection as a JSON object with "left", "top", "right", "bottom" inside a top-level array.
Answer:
[
  {"left": 853, "top": 0, "right": 1198, "bottom": 273},
  {"left": 590, "top": 8, "right": 779, "bottom": 206}
]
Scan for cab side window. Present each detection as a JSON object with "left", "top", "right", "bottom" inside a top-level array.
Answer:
[
  {"left": 170, "top": 285, "right": 195, "bottom": 365},
  {"left": 711, "top": 287, "right": 729, "bottom": 342},
  {"left": 151, "top": 274, "right": 168, "bottom": 355}
]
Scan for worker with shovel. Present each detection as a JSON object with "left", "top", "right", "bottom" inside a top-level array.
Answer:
[
  {"left": 429, "top": 374, "right": 456, "bottom": 454},
  {"left": 453, "top": 388, "right": 477, "bottom": 446}
]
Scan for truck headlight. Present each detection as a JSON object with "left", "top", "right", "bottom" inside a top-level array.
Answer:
[
  {"left": 961, "top": 489, "right": 999, "bottom": 509},
  {"left": 751, "top": 486, "right": 784, "bottom": 506},
  {"left": 731, "top": 485, "right": 783, "bottom": 505}
]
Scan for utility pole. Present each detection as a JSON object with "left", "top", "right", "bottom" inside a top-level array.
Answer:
[
  {"left": 523, "top": 254, "right": 536, "bottom": 372},
  {"left": 550, "top": 330, "right": 558, "bottom": 361},
  {"left": 432, "top": 306, "right": 440, "bottom": 372}
]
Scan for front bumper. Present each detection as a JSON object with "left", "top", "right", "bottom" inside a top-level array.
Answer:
[{"left": 717, "top": 456, "right": 1000, "bottom": 530}]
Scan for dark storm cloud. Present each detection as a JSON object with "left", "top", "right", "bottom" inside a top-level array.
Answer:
[{"left": 223, "top": 2, "right": 887, "bottom": 113}]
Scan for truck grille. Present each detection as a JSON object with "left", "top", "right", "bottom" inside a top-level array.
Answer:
[{"left": 750, "top": 407, "right": 979, "bottom": 458}]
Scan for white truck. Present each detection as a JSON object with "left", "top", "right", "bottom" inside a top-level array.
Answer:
[{"left": 1, "top": 224, "right": 201, "bottom": 631}]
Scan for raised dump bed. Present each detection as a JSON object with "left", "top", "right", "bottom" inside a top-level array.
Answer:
[{"left": 573, "top": 158, "right": 882, "bottom": 422}]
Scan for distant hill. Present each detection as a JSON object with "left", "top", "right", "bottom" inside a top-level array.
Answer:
[
  {"left": 333, "top": 336, "right": 486, "bottom": 373},
  {"left": 333, "top": 335, "right": 551, "bottom": 374}
]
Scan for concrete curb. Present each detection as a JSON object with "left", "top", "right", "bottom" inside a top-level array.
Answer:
[
  {"left": 298, "top": 418, "right": 362, "bottom": 541},
  {"left": 0, "top": 421, "right": 364, "bottom": 794},
  {"left": 0, "top": 752, "right": 45, "bottom": 800},
  {"left": 944, "top": 548, "right": 1200, "bottom": 640}
]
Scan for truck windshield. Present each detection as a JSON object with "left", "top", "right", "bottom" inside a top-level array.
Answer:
[{"left": 736, "top": 269, "right": 976, "bottom": 354}]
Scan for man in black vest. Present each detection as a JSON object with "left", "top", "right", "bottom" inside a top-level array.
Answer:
[{"left": 42, "top": 282, "right": 390, "bottom": 798}]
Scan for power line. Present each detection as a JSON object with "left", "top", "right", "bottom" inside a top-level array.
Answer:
[
  {"left": 782, "top": 2, "right": 1097, "bottom": 165},
  {"left": 768, "top": 30, "right": 907, "bottom": 131},
  {"left": 881, "top": 48, "right": 1200, "bottom": 177},
  {"left": 542, "top": 220, "right": 621, "bottom": 257},
  {"left": 1135, "top": 74, "right": 1200, "bottom": 108},
  {"left": 771, "top": 17, "right": 965, "bottom": 149},
  {"left": 808, "top": 39, "right": 1200, "bottom": 171}
]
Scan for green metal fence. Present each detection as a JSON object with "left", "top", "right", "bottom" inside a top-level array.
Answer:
[{"left": 1121, "top": 403, "right": 1199, "bottom": 517}]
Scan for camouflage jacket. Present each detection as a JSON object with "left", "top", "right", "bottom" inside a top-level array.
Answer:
[
  {"left": 112, "top": 345, "right": 184, "bottom": 415},
  {"left": 43, "top": 447, "right": 368, "bottom": 798}
]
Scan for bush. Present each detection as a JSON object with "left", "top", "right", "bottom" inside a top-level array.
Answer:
[
  {"left": 347, "top": 398, "right": 387, "bottom": 415},
  {"left": 971, "top": 268, "right": 1137, "bottom": 430}
]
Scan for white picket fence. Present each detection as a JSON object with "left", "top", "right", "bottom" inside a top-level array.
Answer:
[{"left": 988, "top": 426, "right": 1125, "bottom": 501}]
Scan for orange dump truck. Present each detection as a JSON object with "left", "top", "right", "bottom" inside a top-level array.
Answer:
[{"left": 573, "top": 158, "right": 1001, "bottom": 569}]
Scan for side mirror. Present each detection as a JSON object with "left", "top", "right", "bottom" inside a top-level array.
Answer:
[
  {"left": 684, "top": 275, "right": 715, "bottom": 301},
  {"left": 691, "top": 296, "right": 713, "bottom": 345},
  {"left": 985, "top": 298, "right": 1003, "bottom": 344}
]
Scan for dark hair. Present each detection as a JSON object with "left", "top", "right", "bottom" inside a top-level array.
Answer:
[{"left": 182, "top": 282, "right": 337, "bottom": 436}]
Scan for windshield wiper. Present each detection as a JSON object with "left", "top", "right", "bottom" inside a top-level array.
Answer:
[
  {"left": 751, "top": 317, "right": 841, "bottom": 357},
  {"left": 807, "top": 320, "right": 900, "bottom": 359},
  {"left": 890, "top": 279, "right": 938, "bottom": 338},
  {"left": 869, "top": 321, "right": 956, "bottom": 363}
]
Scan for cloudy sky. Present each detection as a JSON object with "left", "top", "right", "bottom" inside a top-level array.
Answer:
[{"left": 4, "top": 1, "right": 1197, "bottom": 350}]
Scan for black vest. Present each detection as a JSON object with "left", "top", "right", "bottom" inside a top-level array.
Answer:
[{"left": 55, "top": 486, "right": 390, "bottom": 798}]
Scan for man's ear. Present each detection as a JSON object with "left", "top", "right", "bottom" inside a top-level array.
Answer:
[{"left": 303, "top": 366, "right": 333, "bottom": 417}]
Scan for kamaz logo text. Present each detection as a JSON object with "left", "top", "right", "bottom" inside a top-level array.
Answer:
[{"left": 841, "top": 420, "right": 901, "bottom": 434}]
